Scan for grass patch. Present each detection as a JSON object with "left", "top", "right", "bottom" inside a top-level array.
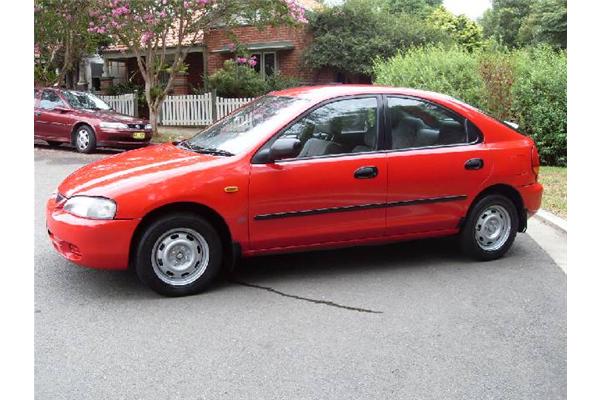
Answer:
[{"left": 538, "top": 166, "right": 567, "bottom": 218}]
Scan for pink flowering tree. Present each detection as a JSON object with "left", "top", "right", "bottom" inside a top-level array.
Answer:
[
  {"left": 34, "top": 0, "right": 106, "bottom": 87},
  {"left": 89, "top": 0, "right": 307, "bottom": 134}
]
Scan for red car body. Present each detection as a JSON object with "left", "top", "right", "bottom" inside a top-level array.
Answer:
[
  {"left": 34, "top": 87, "right": 152, "bottom": 150},
  {"left": 47, "top": 85, "right": 543, "bottom": 272}
]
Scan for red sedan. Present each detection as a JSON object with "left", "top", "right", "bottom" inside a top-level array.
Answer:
[
  {"left": 46, "top": 85, "right": 543, "bottom": 296},
  {"left": 34, "top": 87, "right": 152, "bottom": 153}
]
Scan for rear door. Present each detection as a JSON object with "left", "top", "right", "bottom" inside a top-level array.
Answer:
[
  {"left": 36, "top": 89, "right": 72, "bottom": 141},
  {"left": 384, "top": 96, "right": 491, "bottom": 236},
  {"left": 249, "top": 96, "right": 388, "bottom": 251}
]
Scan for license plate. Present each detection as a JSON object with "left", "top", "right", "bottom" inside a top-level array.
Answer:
[{"left": 132, "top": 132, "right": 145, "bottom": 139}]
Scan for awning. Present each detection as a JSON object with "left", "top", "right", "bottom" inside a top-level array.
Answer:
[{"left": 212, "top": 40, "right": 294, "bottom": 53}]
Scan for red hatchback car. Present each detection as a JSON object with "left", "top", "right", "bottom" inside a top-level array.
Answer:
[
  {"left": 34, "top": 88, "right": 152, "bottom": 153},
  {"left": 46, "top": 85, "right": 543, "bottom": 296}
]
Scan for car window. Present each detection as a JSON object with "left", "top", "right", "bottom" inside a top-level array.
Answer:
[
  {"left": 62, "top": 90, "right": 111, "bottom": 111},
  {"left": 277, "top": 97, "right": 379, "bottom": 159},
  {"left": 40, "top": 90, "right": 65, "bottom": 110},
  {"left": 185, "top": 95, "right": 310, "bottom": 155},
  {"left": 387, "top": 97, "right": 469, "bottom": 150}
]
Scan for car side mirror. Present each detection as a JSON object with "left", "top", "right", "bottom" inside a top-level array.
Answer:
[
  {"left": 254, "top": 138, "right": 301, "bottom": 163},
  {"left": 269, "top": 138, "right": 301, "bottom": 162}
]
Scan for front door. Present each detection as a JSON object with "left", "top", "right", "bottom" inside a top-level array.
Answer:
[
  {"left": 249, "top": 96, "right": 387, "bottom": 251},
  {"left": 384, "top": 96, "right": 491, "bottom": 235}
]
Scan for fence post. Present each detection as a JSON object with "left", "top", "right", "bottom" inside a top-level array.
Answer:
[
  {"left": 133, "top": 90, "right": 139, "bottom": 118},
  {"left": 210, "top": 89, "right": 217, "bottom": 124}
]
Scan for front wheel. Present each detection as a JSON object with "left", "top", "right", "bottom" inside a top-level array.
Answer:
[
  {"left": 74, "top": 125, "right": 96, "bottom": 153},
  {"left": 460, "top": 194, "right": 518, "bottom": 261},
  {"left": 134, "top": 213, "right": 222, "bottom": 296}
]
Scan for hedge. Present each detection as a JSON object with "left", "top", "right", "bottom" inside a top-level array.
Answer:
[{"left": 373, "top": 45, "right": 567, "bottom": 166}]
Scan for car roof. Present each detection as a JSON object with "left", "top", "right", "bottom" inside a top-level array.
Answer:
[
  {"left": 271, "top": 84, "right": 455, "bottom": 104},
  {"left": 270, "top": 84, "right": 485, "bottom": 120}
]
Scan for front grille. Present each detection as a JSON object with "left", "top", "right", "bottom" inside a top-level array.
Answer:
[{"left": 127, "top": 123, "right": 146, "bottom": 130}]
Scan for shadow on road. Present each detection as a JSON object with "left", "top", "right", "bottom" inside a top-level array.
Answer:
[{"left": 56, "top": 236, "right": 477, "bottom": 300}]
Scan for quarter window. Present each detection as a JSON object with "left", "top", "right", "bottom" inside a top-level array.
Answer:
[
  {"left": 277, "top": 97, "right": 379, "bottom": 159},
  {"left": 387, "top": 97, "right": 469, "bottom": 149}
]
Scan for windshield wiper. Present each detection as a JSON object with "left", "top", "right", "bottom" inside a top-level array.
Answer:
[{"left": 177, "top": 141, "right": 234, "bottom": 156}]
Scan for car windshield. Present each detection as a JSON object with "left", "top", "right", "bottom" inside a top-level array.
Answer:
[
  {"left": 184, "top": 95, "right": 310, "bottom": 155},
  {"left": 62, "top": 90, "right": 111, "bottom": 111}
]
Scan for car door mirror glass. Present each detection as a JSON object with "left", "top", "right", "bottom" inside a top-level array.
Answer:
[{"left": 269, "top": 138, "right": 302, "bottom": 162}]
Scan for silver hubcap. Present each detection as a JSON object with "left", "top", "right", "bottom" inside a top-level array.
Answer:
[
  {"left": 475, "top": 205, "right": 511, "bottom": 251},
  {"left": 151, "top": 228, "right": 210, "bottom": 286},
  {"left": 76, "top": 129, "right": 90, "bottom": 150}
]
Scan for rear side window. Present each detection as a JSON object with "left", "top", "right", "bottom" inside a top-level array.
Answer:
[
  {"left": 40, "top": 90, "right": 65, "bottom": 110},
  {"left": 387, "top": 97, "right": 472, "bottom": 150}
]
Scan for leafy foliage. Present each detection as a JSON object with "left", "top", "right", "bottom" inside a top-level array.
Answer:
[
  {"left": 373, "top": 45, "right": 567, "bottom": 165},
  {"left": 517, "top": 0, "right": 567, "bottom": 49},
  {"left": 481, "top": 0, "right": 566, "bottom": 49},
  {"left": 304, "top": 1, "right": 449, "bottom": 78},
  {"left": 427, "top": 6, "right": 483, "bottom": 51},
  {"left": 374, "top": 45, "right": 485, "bottom": 106},
  {"left": 208, "top": 60, "right": 268, "bottom": 98},
  {"left": 511, "top": 46, "right": 567, "bottom": 165},
  {"left": 385, "top": 0, "right": 442, "bottom": 16},
  {"left": 34, "top": 0, "right": 106, "bottom": 87}
]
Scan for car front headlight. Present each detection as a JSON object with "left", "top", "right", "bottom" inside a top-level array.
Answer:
[
  {"left": 63, "top": 196, "right": 117, "bottom": 220},
  {"left": 100, "top": 122, "right": 128, "bottom": 130},
  {"left": 145, "top": 124, "right": 152, "bottom": 130}
]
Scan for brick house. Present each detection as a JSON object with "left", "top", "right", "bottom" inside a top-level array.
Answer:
[{"left": 88, "top": 0, "right": 337, "bottom": 95}]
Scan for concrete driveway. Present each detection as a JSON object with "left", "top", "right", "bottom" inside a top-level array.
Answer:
[{"left": 34, "top": 145, "right": 566, "bottom": 400}]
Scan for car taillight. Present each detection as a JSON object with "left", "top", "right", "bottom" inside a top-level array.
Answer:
[{"left": 531, "top": 144, "right": 540, "bottom": 182}]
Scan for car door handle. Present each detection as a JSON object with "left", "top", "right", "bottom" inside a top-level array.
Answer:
[
  {"left": 465, "top": 158, "right": 484, "bottom": 170},
  {"left": 354, "top": 166, "right": 378, "bottom": 179},
  {"left": 35, "top": 112, "right": 42, "bottom": 117}
]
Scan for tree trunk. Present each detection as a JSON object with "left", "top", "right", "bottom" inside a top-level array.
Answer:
[{"left": 149, "top": 103, "right": 160, "bottom": 136}]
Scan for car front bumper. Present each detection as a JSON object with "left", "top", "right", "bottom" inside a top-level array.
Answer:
[
  {"left": 96, "top": 129, "right": 153, "bottom": 148},
  {"left": 46, "top": 196, "right": 139, "bottom": 270}
]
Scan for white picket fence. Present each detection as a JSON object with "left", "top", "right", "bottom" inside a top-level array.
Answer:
[
  {"left": 99, "top": 92, "right": 255, "bottom": 126},
  {"left": 99, "top": 93, "right": 136, "bottom": 117},
  {"left": 216, "top": 97, "right": 255, "bottom": 120},
  {"left": 160, "top": 93, "right": 214, "bottom": 126}
]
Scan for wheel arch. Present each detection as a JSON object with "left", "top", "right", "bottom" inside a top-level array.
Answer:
[
  {"left": 465, "top": 184, "right": 527, "bottom": 232},
  {"left": 128, "top": 201, "right": 234, "bottom": 269}
]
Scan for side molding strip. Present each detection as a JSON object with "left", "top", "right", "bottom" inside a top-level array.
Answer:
[{"left": 254, "top": 195, "right": 467, "bottom": 221}]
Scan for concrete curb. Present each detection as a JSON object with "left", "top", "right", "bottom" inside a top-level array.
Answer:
[{"left": 533, "top": 209, "right": 567, "bottom": 234}]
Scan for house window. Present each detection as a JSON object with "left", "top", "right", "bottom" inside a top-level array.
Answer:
[{"left": 251, "top": 52, "right": 278, "bottom": 79}]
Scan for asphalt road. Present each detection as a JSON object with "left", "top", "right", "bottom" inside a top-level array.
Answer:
[{"left": 34, "top": 144, "right": 567, "bottom": 400}]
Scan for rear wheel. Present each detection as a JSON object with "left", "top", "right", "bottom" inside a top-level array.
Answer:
[
  {"left": 460, "top": 194, "right": 518, "bottom": 261},
  {"left": 134, "top": 213, "right": 223, "bottom": 296},
  {"left": 73, "top": 125, "right": 96, "bottom": 153}
]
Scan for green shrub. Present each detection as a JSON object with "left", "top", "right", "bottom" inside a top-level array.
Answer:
[
  {"left": 374, "top": 45, "right": 485, "bottom": 106},
  {"left": 208, "top": 60, "right": 267, "bottom": 98},
  {"left": 511, "top": 46, "right": 567, "bottom": 166},
  {"left": 374, "top": 44, "right": 567, "bottom": 165},
  {"left": 265, "top": 72, "right": 301, "bottom": 92}
]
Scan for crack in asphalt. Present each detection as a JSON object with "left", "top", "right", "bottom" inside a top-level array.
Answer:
[{"left": 230, "top": 280, "right": 383, "bottom": 314}]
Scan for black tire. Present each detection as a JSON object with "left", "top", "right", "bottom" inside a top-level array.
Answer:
[
  {"left": 73, "top": 125, "right": 96, "bottom": 153},
  {"left": 460, "top": 194, "right": 519, "bottom": 261},
  {"left": 134, "top": 213, "right": 222, "bottom": 296},
  {"left": 46, "top": 140, "right": 62, "bottom": 147}
]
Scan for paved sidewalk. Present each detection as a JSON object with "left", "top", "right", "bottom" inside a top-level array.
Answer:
[{"left": 527, "top": 215, "right": 567, "bottom": 273}]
